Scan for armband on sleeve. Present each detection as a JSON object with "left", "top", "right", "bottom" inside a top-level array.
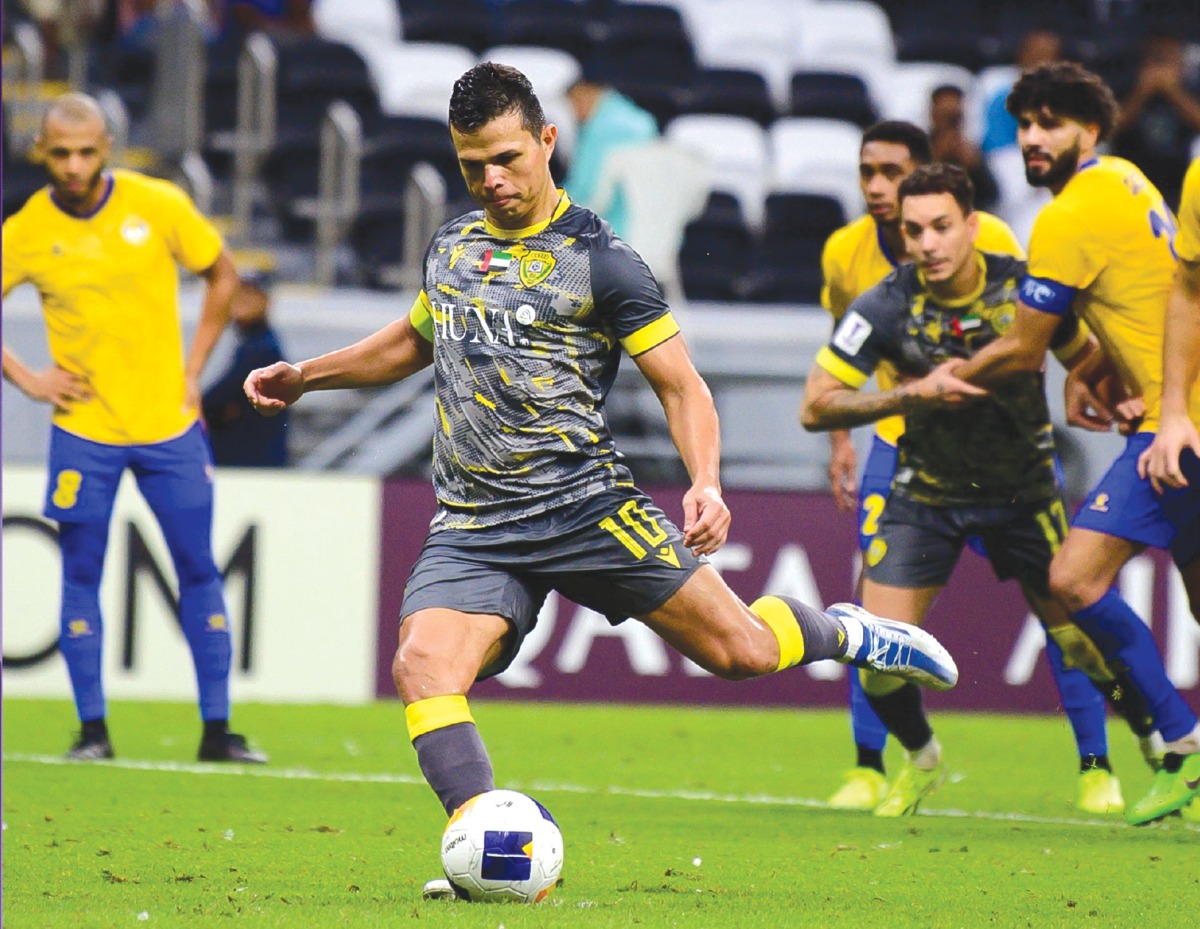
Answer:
[{"left": 1018, "top": 275, "right": 1075, "bottom": 316}]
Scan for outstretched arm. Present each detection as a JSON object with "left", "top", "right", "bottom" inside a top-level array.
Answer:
[
  {"left": 244, "top": 314, "right": 433, "bottom": 416},
  {"left": 953, "top": 300, "right": 1061, "bottom": 386},
  {"left": 633, "top": 334, "right": 728, "bottom": 556},
  {"left": 801, "top": 362, "right": 988, "bottom": 432}
]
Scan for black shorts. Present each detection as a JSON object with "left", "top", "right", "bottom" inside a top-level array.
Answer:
[
  {"left": 864, "top": 492, "right": 1070, "bottom": 596},
  {"left": 399, "top": 486, "right": 705, "bottom": 679}
]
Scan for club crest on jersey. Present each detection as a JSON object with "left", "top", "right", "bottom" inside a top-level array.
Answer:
[
  {"left": 518, "top": 250, "right": 556, "bottom": 287},
  {"left": 120, "top": 215, "right": 150, "bottom": 246},
  {"left": 477, "top": 249, "right": 513, "bottom": 273}
]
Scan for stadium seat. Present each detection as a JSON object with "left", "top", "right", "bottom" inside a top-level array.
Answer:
[
  {"left": 588, "top": 2, "right": 696, "bottom": 87},
  {"left": 590, "top": 140, "right": 711, "bottom": 300},
  {"left": 678, "top": 193, "right": 754, "bottom": 302},
  {"left": 789, "top": 71, "right": 877, "bottom": 128},
  {"left": 884, "top": 0, "right": 990, "bottom": 71},
  {"left": 682, "top": 67, "right": 777, "bottom": 128},
  {"left": 768, "top": 117, "right": 863, "bottom": 220},
  {"left": 1, "top": 151, "right": 44, "bottom": 221},
  {"left": 357, "top": 42, "right": 477, "bottom": 120},
  {"left": 397, "top": 0, "right": 493, "bottom": 54},
  {"left": 665, "top": 114, "right": 769, "bottom": 229},
  {"left": 274, "top": 36, "right": 383, "bottom": 136},
  {"left": 494, "top": 0, "right": 598, "bottom": 63},
  {"left": 737, "top": 191, "right": 844, "bottom": 305},
  {"left": 350, "top": 195, "right": 409, "bottom": 289},
  {"left": 365, "top": 115, "right": 466, "bottom": 198},
  {"left": 793, "top": 1, "right": 896, "bottom": 108},
  {"left": 683, "top": 0, "right": 798, "bottom": 110},
  {"left": 312, "top": 0, "right": 403, "bottom": 45},
  {"left": 873, "top": 60, "right": 975, "bottom": 131}
]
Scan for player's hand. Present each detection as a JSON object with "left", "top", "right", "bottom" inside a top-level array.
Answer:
[
  {"left": 1113, "top": 396, "right": 1146, "bottom": 436},
  {"left": 827, "top": 431, "right": 858, "bottom": 513},
  {"left": 681, "top": 483, "right": 731, "bottom": 556},
  {"left": 1063, "top": 365, "right": 1115, "bottom": 432},
  {"left": 184, "top": 374, "right": 202, "bottom": 417},
  {"left": 31, "top": 366, "right": 91, "bottom": 411},
  {"left": 1137, "top": 412, "right": 1200, "bottom": 493},
  {"left": 908, "top": 360, "right": 989, "bottom": 408},
  {"left": 244, "top": 361, "right": 305, "bottom": 416}
]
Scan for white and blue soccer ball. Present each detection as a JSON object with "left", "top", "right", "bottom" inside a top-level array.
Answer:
[{"left": 440, "top": 789, "right": 564, "bottom": 903}]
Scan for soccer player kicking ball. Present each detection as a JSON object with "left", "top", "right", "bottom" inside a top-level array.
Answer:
[
  {"left": 1, "top": 94, "right": 265, "bottom": 764},
  {"left": 955, "top": 64, "right": 1200, "bottom": 825},
  {"left": 802, "top": 162, "right": 1154, "bottom": 817},
  {"left": 243, "top": 63, "right": 958, "bottom": 895}
]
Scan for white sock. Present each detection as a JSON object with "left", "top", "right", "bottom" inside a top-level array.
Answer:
[
  {"left": 1162, "top": 723, "right": 1200, "bottom": 756},
  {"left": 909, "top": 736, "right": 942, "bottom": 771}
]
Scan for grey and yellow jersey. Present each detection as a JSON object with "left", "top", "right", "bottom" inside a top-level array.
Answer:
[
  {"left": 408, "top": 192, "right": 679, "bottom": 531},
  {"left": 816, "top": 252, "right": 1085, "bottom": 507}
]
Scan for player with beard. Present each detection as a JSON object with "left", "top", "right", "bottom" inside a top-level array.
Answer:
[
  {"left": 955, "top": 63, "right": 1200, "bottom": 823},
  {"left": 1, "top": 93, "right": 265, "bottom": 764}
]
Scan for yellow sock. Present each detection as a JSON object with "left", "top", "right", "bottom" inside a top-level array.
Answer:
[{"left": 750, "top": 595, "right": 806, "bottom": 671}]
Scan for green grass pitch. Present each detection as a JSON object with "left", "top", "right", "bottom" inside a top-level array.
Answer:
[{"left": 4, "top": 697, "right": 1197, "bottom": 927}]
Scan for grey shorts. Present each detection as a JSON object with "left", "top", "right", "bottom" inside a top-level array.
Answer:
[
  {"left": 864, "top": 492, "right": 1069, "bottom": 596},
  {"left": 400, "top": 486, "right": 705, "bottom": 679}
]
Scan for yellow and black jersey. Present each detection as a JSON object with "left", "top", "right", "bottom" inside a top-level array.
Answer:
[
  {"left": 818, "top": 252, "right": 1082, "bottom": 506},
  {"left": 2, "top": 169, "right": 223, "bottom": 445},
  {"left": 1020, "top": 156, "right": 1200, "bottom": 429},
  {"left": 820, "top": 211, "right": 1024, "bottom": 445},
  {"left": 408, "top": 192, "right": 679, "bottom": 530}
]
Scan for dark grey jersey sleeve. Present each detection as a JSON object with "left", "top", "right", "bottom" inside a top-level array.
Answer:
[
  {"left": 589, "top": 235, "right": 671, "bottom": 340},
  {"left": 822, "top": 279, "right": 902, "bottom": 380}
]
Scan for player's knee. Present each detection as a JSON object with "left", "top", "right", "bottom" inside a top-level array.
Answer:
[
  {"left": 705, "top": 639, "right": 778, "bottom": 681},
  {"left": 1048, "top": 556, "right": 1098, "bottom": 613}
]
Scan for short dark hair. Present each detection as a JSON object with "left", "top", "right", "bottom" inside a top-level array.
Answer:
[
  {"left": 449, "top": 62, "right": 547, "bottom": 135},
  {"left": 898, "top": 162, "right": 975, "bottom": 217},
  {"left": 1005, "top": 61, "right": 1119, "bottom": 142},
  {"left": 861, "top": 120, "right": 932, "bottom": 164}
]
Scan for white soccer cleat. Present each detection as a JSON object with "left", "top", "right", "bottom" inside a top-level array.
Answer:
[
  {"left": 829, "top": 602, "right": 959, "bottom": 691},
  {"left": 421, "top": 879, "right": 459, "bottom": 901}
]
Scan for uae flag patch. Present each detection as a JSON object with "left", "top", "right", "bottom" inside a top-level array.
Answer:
[{"left": 478, "top": 249, "right": 513, "bottom": 272}]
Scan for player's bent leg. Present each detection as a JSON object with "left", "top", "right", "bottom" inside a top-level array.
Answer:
[
  {"left": 396, "top": 609, "right": 510, "bottom": 816},
  {"left": 59, "top": 520, "right": 115, "bottom": 760}
]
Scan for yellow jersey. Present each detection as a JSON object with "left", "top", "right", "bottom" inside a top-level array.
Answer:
[
  {"left": 1021, "top": 156, "right": 1200, "bottom": 430},
  {"left": 2, "top": 169, "right": 223, "bottom": 445},
  {"left": 820, "top": 210, "right": 1024, "bottom": 444},
  {"left": 1176, "top": 158, "right": 1200, "bottom": 264}
]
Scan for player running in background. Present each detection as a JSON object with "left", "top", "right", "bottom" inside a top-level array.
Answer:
[
  {"left": 1, "top": 93, "right": 266, "bottom": 764},
  {"left": 803, "top": 163, "right": 1155, "bottom": 816},
  {"left": 955, "top": 63, "right": 1200, "bottom": 824},
  {"left": 243, "top": 64, "right": 959, "bottom": 893},
  {"left": 817, "top": 122, "right": 1146, "bottom": 814}
]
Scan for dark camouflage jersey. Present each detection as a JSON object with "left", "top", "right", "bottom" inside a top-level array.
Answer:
[
  {"left": 409, "top": 194, "right": 678, "bottom": 531},
  {"left": 819, "top": 252, "right": 1078, "bottom": 506}
]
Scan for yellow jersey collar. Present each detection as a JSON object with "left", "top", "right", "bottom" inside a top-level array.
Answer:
[
  {"left": 918, "top": 251, "right": 988, "bottom": 308},
  {"left": 484, "top": 190, "right": 571, "bottom": 240}
]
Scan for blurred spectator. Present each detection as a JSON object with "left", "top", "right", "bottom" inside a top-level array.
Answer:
[
  {"left": 202, "top": 272, "right": 289, "bottom": 467},
  {"left": 1112, "top": 33, "right": 1200, "bottom": 210},
  {"left": 563, "top": 72, "right": 659, "bottom": 238},
  {"left": 220, "top": 0, "right": 314, "bottom": 43},
  {"left": 18, "top": 0, "right": 104, "bottom": 77},
  {"left": 981, "top": 29, "right": 1063, "bottom": 154},
  {"left": 929, "top": 85, "right": 999, "bottom": 211}
]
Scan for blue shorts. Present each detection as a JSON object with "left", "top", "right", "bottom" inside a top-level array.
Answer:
[
  {"left": 857, "top": 436, "right": 898, "bottom": 553},
  {"left": 44, "top": 423, "right": 215, "bottom": 523},
  {"left": 1073, "top": 433, "right": 1200, "bottom": 567}
]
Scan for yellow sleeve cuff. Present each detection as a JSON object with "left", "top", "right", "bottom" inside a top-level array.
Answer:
[
  {"left": 621, "top": 312, "right": 680, "bottom": 356},
  {"left": 409, "top": 291, "right": 435, "bottom": 343},
  {"left": 815, "top": 346, "right": 870, "bottom": 389},
  {"left": 1051, "top": 316, "right": 1091, "bottom": 364}
]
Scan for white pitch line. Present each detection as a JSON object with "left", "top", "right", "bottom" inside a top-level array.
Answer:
[{"left": 6, "top": 753, "right": 1196, "bottom": 832}]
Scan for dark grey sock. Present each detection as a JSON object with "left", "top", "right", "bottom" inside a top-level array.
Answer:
[
  {"left": 413, "top": 722, "right": 495, "bottom": 816},
  {"left": 776, "top": 596, "right": 844, "bottom": 664},
  {"left": 864, "top": 682, "right": 934, "bottom": 752}
]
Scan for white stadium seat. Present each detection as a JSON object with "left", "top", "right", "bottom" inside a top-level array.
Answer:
[
  {"left": 768, "top": 117, "right": 863, "bottom": 219},
  {"left": 683, "top": 0, "right": 800, "bottom": 110},
  {"left": 874, "top": 61, "right": 976, "bottom": 130},
  {"left": 312, "top": 0, "right": 402, "bottom": 45},
  {"left": 357, "top": 42, "right": 478, "bottom": 121},
  {"left": 665, "top": 114, "right": 770, "bottom": 229}
]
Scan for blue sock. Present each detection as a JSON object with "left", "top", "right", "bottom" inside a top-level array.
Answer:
[
  {"left": 1044, "top": 638, "right": 1107, "bottom": 759},
  {"left": 848, "top": 667, "right": 889, "bottom": 752},
  {"left": 1071, "top": 590, "right": 1198, "bottom": 742},
  {"left": 156, "top": 503, "right": 232, "bottom": 722},
  {"left": 58, "top": 522, "right": 110, "bottom": 722}
]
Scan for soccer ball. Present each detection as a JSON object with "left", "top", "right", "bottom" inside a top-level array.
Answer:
[{"left": 440, "top": 789, "right": 564, "bottom": 903}]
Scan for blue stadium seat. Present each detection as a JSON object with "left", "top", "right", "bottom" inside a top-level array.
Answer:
[
  {"left": 495, "top": 1, "right": 598, "bottom": 63},
  {"left": 364, "top": 116, "right": 467, "bottom": 199},
  {"left": 789, "top": 71, "right": 877, "bottom": 128},
  {"left": 738, "top": 193, "right": 846, "bottom": 304},
  {"left": 678, "top": 193, "right": 754, "bottom": 302},
  {"left": 682, "top": 68, "right": 777, "bottom": 127},
  {"left": 274, "top": 36, "right": 382, "bottom": 137},
  {"left": 350, "top": 195, "right": 409, "bottom": 289},
  {"left": 397, "top": 0, "right": 493, "bottom": 54}
]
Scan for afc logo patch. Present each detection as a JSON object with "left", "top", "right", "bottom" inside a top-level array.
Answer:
[{"left": 833, "top": 310, "right": 873, "bottom": 356}]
